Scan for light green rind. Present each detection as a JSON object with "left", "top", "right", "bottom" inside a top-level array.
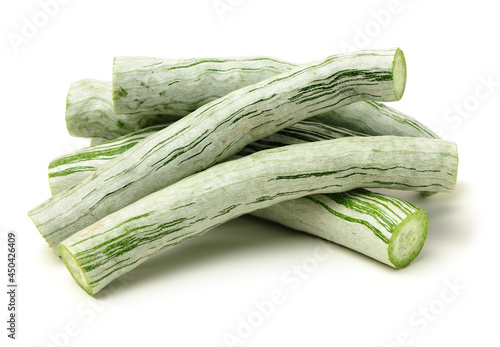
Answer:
[
  {"left": 65, "top": 79, "right": 180, "bottom": 140},
  {"left": 58, "top": 136, "right": 458, "bottom": 295},
  {"left": 30, "top": 48, "right": 407, "bottom": 255}
]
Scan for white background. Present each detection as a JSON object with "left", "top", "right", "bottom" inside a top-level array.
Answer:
[{"left": 1, "top": 1, "right": 498, "bottom": 346}]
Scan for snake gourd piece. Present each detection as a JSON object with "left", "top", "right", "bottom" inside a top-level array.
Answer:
[
  {"left": 112, "top": 54, "right": 435, "bottom": 138},
  {"left": 70, "top": 54, "right": 430, "bottom": 141},
  {"left": 29, "top": 48, "right": 407, "bottom": 255},
  {"left": 58, "top": 136, "right": 458, "bottom": 295},
  {"left": 49, "top": 124, "right": 429, "bottom": 271}
]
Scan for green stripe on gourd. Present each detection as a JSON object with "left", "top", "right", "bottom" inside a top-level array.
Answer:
[
  {"left": 58, "top": 136, "right": 457, "bottom": 295},
  {"left": 30, "top": 48, "right": 407, "bottom": 255}
]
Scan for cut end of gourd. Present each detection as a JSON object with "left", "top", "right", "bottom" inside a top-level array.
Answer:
[
  {"left": 27, "top": 209, "right": 62, "bottom": 257},
  {"left": 388, "top": 209, "right": 428, "bottom": 268},
  {"left": 59, "top": 243, "right": 94, "bottom": 296},
  {"left": 392, "top": 48, "right": 407, "bottom": 101}
]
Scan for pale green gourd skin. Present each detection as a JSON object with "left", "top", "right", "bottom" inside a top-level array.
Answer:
[
  {"left": 30, "top": 48, "right": 407, "bottom": 255},
  {"left": 58, "top": 136, "right": 457, "bottom": 295}
]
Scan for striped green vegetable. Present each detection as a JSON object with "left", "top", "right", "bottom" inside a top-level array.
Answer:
[
  {"left": 113, "top": 56, "right": 296, "bottom": 117},
  {"left": 70, "top": 56, "right": 431, "bottom": 141},
  {"left": 112, "top": 54, "right": 436, "bottom": 138},
  {"left": 251, "top": 188, "right": 428, "bottom": 268},
  {"left": 112, "top": 54, "right": 435, "bottom": 138},
  {"left": 65, "top": 79, "right": 180, "bottom": 140},
  {"left": 50, "top": 125, "right": 428, "bottom": 269},
  {"left": 58, "top": 136, "right": 458, "bottom": 295},
  {"left": 29, "top": 48, "right": 407, "bottom": 255}
]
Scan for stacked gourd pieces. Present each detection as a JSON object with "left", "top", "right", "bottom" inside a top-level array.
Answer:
[{"left": 29, "top": 49, "right": 459, "bottom": 296}]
